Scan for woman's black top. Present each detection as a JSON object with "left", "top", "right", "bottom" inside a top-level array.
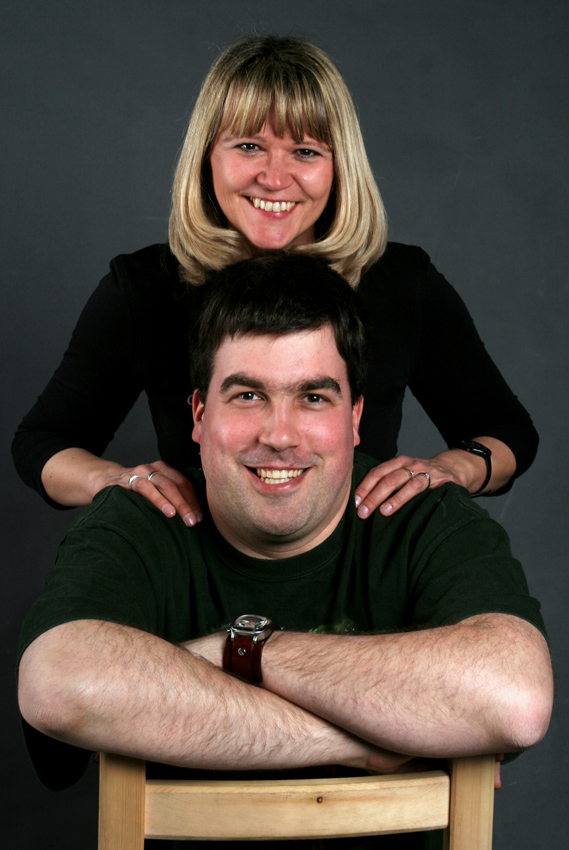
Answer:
[{"left": 12, "top": 242, "right": 538, "bottom": 507}]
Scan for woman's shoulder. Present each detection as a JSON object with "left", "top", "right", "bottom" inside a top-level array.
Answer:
[
  {"left": 357, "top": 242, "right": 433, "bottom": 309},
  {"left": 361, "top": 242, "right": 431, "bottom": 282},
  {"left": 109, "top": 243, "right": 180, "bottom": 292},
  {"left": 101, "top": 243, "right": 187, "bottom": 321}
]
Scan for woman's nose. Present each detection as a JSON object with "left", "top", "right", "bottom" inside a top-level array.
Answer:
[{"left": 256, "top": 153, "right": 293, "bottom": 191}]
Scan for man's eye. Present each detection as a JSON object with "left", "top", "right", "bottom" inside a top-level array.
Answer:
[
  {"left": 304, "top": 394, "right": 326, "bottom": 404},
  {"left": 237, "top": 391, "right": 260, "bottom": 401}
]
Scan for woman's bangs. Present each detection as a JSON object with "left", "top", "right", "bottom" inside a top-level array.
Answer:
[{"left": 222, "top": 74, "right": 332, "bottom": 146}]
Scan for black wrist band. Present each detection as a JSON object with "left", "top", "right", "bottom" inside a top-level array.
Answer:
[{"left": 455, "top": 440, "right": 492, "bottom": 496}]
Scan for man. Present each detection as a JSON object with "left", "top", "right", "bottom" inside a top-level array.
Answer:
[{"left": 18, "top": 254, "right": 552, "bottom": 845}]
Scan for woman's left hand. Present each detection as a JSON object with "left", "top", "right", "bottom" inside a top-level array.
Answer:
[{"left": 354, "top": 448, "right": 489, "bottom": 518}]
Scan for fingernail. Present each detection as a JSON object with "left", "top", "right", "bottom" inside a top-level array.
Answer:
[
  {"left": 357, "top": 505, "right": 370, "bottom": 518},
  {"left": 183, "top": 514, "right": 196, "bottom": 527},
  {"left": 380, "top": 503, "right": 393, "bottom": 515},
  {"left": 354, "top": 494, "right": 362, "bottom": 507},
  {"left": 162, "top": 505, "right": 176, "bottom": 518}
]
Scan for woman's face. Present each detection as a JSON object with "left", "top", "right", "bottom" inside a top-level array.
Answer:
[{"left": 209, "top": 115, "right": 334, "bottom": 256}]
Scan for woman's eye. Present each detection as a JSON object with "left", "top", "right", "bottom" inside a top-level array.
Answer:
[
  {"left": 237, "top": 143, "right": 259, "bottom": 152},
  {"left": 296, "top": 148, "right": 318, "bottom": 159}
]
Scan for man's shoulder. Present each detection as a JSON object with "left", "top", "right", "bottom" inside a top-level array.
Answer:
[
  {"left": 352, "top": 454, "right": 504, "bottom": 543},
  {"left": 72, "top": 468, "right": 207, "bottom": 534}
]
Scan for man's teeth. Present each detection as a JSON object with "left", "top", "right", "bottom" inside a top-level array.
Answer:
[
  {"left": 251, "top": 198, "right": 296, "bottom": 212},
  {"left": 256, "top": 468, "right": 304, "bottom": 484}
]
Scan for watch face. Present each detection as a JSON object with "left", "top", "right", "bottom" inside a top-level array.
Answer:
[{"left": 234, "top": 614, "right": 270, "bottom": 633}]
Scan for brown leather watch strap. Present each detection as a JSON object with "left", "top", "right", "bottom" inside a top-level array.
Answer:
[
  {"left": 234, "top": 633, "right": 261, "bottom": 682},
  {"left": 223, "top": 618, "right": 275, "bottom": 684}
]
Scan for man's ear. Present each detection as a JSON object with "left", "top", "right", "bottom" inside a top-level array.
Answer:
[
  {"left": 352, "top": 396, "right": 364, "bottom": 447},
  {"left": 192, "top": 390, "right": 205, "bottom": 444}
]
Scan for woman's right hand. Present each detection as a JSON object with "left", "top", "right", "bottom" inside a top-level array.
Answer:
[
  {"left": 41, "top": 449, "right": 203, "bottom": 526},
  {"left": 109, "top": 460, "right": 203, "bottom": 527}
]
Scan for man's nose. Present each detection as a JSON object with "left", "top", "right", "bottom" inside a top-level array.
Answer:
[{"left": 258, "top": 404, "right": 301, "bottom": 451}]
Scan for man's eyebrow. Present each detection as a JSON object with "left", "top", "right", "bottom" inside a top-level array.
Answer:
[
  {"left": 219, "top": 374, "right": 265, "bottom": 394},
  {"left": 298, "top": 378, "right": 343, "bottom": 397},
  {"left": 218, "top": 374, "right": 343, "bottom": 397}
]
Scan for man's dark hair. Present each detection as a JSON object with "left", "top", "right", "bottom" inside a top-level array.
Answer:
[{"left": 190, "top": 253, "right": 368, "bottom": 404}]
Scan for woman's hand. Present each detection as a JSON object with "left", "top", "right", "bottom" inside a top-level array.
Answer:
[
  {"left": 354, "top": 439, "right": 515, "bottom": 519},
  {"left": 109, "top": 460, "right": 203, "bottom": 527},
  {"left": 41, "top": 448, "right": 203, "bottom": 526}
]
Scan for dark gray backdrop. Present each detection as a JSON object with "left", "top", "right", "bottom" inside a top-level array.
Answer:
[{"left": 2, "top": 1, "right": 567, "bottom": 847}]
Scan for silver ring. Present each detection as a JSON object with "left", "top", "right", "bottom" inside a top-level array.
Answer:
[
  {"left": 416, "top": 472, "right": 431, "bottom": 489},
  {"left": 403, "top": 467, "right": 415, "bottom": 479},
  {"left": 147, "top": 471, "right": 159, "bottom": 482},
  {"left": 128, "top": 474, "right": 142, "bottom": 490}
]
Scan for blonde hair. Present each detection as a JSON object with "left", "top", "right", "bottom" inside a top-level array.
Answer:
[{"left": 169, "top": 36, "right": 387, "bottom": 287}]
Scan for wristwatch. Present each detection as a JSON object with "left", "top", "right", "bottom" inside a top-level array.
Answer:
[
  {"left": 223, "top": 615, "right": 275, "bottom": 684},
  {"left": 456, "top": 439, "right": 492, "bottom": 496}
]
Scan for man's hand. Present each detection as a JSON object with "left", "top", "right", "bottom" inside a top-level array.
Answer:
[{"left": 181, "top": 632, "right": 225, "bottom": 666}]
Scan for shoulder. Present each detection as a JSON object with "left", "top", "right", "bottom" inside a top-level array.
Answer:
[
  {"left": 357, "top": 242, "right": 433, "bottom": 310},
  {"left": 360, "top": 242, "right": 431, "bottom": 282},
  {"left": 107, "top": 243, "right": 181, "bottom": 302},
  {"left": 109, "top": 243, "right": 179, "bottom": 280},
  {"left": 96, "top": 243, "right": 193, "bottom": 333},
  {"left": 358, "top": 242, "right": 467, "bottom": 319},
  {"left": 73, "top": 468, "right": 207, "bottom": 536},
  {"left": 353, "top": 454, "right": 509, "bottom": 551},
  {"left": 391, "top": 482, "right": 503, "bottom": 539}
]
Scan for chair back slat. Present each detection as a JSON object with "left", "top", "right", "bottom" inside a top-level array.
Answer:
[{"left": 145, "top": 772, "right": 450, "bottom": 840}]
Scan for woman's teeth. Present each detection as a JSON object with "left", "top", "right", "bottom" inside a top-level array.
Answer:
[{"left": 251, "top": 198, "right": 296, "bottom": 212}]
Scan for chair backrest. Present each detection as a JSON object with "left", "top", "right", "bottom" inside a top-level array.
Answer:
[{"left": 98, "top": 752, "right": 495, "bottom": 850}]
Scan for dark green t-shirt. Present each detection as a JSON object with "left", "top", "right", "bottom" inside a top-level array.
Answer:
[{"left": 18, "top": 454, "right": 545, "bottom": 848}]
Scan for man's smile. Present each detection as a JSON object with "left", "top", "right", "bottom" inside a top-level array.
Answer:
[{"left": 253, "top": 467, "right": 306, "bottom": 484}]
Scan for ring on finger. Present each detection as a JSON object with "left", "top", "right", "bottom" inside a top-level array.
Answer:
[
  {"left": 416, "top": 471, "right": 431, "bottom": 489},
  {"left": 147, "top": 471, "right": 159, "bottom": 482},
  {"left": 403, "top": 467, "right": 415, "bottom": 479},
  {"left": 128, "top": 474, "right": 142, "bottom": 490}
]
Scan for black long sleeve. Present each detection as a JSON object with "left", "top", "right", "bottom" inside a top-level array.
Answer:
[{"left": 356, "top": 243, "right": 538, "bottom": 489}]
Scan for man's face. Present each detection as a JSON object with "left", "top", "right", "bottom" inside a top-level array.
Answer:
[{"left": 192, "top": 325, "right": 363, "bottom": 559}]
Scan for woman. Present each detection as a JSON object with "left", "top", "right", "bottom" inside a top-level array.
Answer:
[{"left": 12, "top": 36, "right": 537, "bottom": 526}]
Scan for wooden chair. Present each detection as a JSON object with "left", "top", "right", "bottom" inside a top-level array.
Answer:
[{"left": 98, "top": 752, "right": 495, "bottom": 849}]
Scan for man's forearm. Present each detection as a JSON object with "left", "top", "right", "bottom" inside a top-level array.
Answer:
[
  {"left": 18, "top": 620, "right": 409, "bottom": 774},
  {"left": 260, "top": 614, "right": 553, "bottom": 757}
]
